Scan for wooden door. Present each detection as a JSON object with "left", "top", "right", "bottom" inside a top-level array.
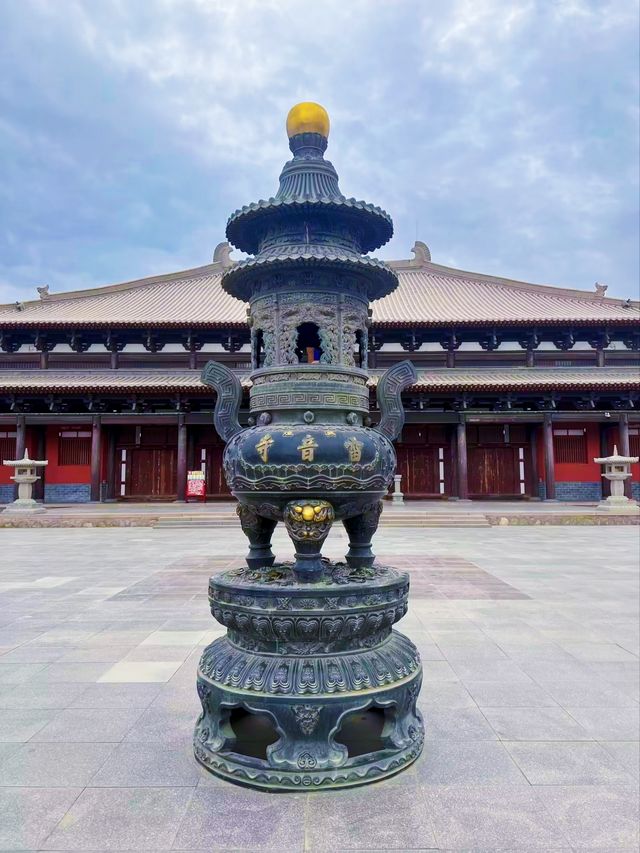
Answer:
[
  {"left": 468, "top": 446, "right": 519, "bottom": 497},
  {"left": 396, "top": 445, "right": 440, "bottom": 496},
  {"left": 202, "top": 445, "right": 231, "bottom": 497},
  {"left": 191, "top": 443, "right": 231, "bottom": 498},
  {"left": 126, "top": 447, "right": 177, "bottom": 500}
]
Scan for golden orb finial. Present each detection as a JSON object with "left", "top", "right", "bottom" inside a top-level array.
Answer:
[{"left": 286, "top": 102, "right": 330, "bottom": 139}]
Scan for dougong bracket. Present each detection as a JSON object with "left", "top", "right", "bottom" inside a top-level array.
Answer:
[
  {"left": 374, "top": 360, "right": 417, "bottom": 441},
  {"left": 201, "top": 361, "right": 243, "bottom": 442}
]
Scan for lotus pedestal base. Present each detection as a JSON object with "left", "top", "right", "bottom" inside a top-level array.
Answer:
[{"left": 193, "top": 562, "right": 424, "bottom": 791}]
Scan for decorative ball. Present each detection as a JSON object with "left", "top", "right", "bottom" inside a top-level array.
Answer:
[
  {"left": 286, "top": 102, "right": 330, "bottom": 139},
  {"left": 258, "top": 412, "right": 272, "bottom": 425},
  {"left": 346, "top": 412, "right": 358, "bottom": 425},
  {"left": 303, "top": 411, "right": 315, "bottom": 424}
]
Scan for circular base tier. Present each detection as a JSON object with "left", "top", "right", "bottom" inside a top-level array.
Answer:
[
  {"left": 194, "top": 563, "right": 424, "bottom": 791},
  {"left": 194, "top": 646, "right": 423, "bottom": 791}
]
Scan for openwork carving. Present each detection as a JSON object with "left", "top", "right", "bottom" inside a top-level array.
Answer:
[
  {"left": 340, "top": 298, "right": 368, "bottom": 367},
  {"left": 281, "top": 302, "right": 339, "bottom": 365}
]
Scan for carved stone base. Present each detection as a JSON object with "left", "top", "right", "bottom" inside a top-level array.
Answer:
[{"left": 193, "top": 561, "right": 424, "bottom": 791}]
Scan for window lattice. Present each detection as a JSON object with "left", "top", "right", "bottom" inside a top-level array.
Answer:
[
  {"left": 58, "top": 430, "right": 91, "bottom": 466},
  {"left": 553, "top": 429, "right": 587, "bottom": 464},
  {"left": 0, "top": 432, "right": 16, "bottom": 461}
]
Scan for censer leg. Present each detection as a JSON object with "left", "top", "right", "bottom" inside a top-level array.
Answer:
[
  {"left": 343, "top": 501, "right": 383, "bottom": 568},
  {"left": 236, "top": 505, "right": 277, "bottom": 570},
  {"left": 284, "top": 500, "right": 335, "bottom": 582}
]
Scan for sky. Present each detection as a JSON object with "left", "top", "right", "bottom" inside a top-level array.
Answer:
[{"left": 0, "top": 0, "right": 638, "bottom": 304}]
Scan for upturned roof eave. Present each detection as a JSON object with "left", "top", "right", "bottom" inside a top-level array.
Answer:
[
  {"left": 0, "top": 367, "right": 637, "bottom": 396},
  {"left": 371, "top": 316, "right": 640, "bottom": 329},
  {"left": 1, "top": 316, "right": 637, "bottom": 329},
  {"left": 0, "top": 319, "right": 248, "bottom": 329},
  {"left": 391, "top": 257, "right": 640, "bottom": 308}
]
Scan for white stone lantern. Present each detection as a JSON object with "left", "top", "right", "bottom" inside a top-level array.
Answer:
[
  {"left": 593, "top": 445, "right": 639, "bottom": 514},
  {"left": 2, "top": 451, "right": 48, "bottom": 514}
]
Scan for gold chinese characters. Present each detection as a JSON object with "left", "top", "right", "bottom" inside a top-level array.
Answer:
[
  {"left": 297, "top": 434, "right": 318, "bottom": 462},
  {"left": 255, "top": 434, "right": 274, "bottom": 463},
  {"left": 344, "top": 436, "right": 364, "bottom": 463}
]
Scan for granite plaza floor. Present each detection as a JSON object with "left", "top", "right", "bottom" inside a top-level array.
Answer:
[{"left": 0, "top": 524, "right": 638, "bottom": 852}]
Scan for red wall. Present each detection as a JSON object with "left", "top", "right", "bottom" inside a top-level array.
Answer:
[
  {"left": 0, "top": 427, "right": 39, "bottom": 485},
  {"left": 624, "top": 427, "right": 640, "bottom": 480},
  {"left": 554, "top": 423, "right": 601, "bottom": 483},
  {"left": 535, "top": 422, "right": 637, "bottom": 485},
  {"left": 44, "top": 426, "right": 91, "bottom": 485}
]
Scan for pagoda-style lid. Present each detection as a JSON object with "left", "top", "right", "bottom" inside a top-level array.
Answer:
[
  {"left": 225, "top": 103, "right": 394, "bottom": 256},
  {"left": 3, "top": 450, "right": 48, "bottom": 467},
  {"left": 593, "top": 445, "right": 640, "bottom": 465},
  {"left": 221, "top": 249, "right": 398, "bottom": 302}
]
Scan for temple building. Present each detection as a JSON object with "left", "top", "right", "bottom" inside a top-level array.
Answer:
[{"left": 0, "top": 240, "right": 638, "bottom": 504}]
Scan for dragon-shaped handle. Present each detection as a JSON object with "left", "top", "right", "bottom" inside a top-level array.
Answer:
[
  {"left": 374, "top": 360, "right": 417, "bottom": 441},
  {"left": 201, "top": 361, "right": 243, "bottom": 443}
]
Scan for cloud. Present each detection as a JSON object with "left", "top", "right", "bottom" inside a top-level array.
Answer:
[{"left": 0, "top": 0, "right": 637, "bottom": 301}]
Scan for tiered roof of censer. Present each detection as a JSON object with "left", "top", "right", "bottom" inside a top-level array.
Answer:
[{"left": 221, "top": 102, "right": 398, "bottom": 301}]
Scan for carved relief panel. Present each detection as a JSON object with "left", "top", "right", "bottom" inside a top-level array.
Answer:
[{"left": 250, "top": 290, "right": 369, "bottom": 369}]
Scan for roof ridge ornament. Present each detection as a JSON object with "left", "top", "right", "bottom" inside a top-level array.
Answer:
[
  {"left": 410, "top": 241, "right": 431, "bottom": 266},
  {"left": 594, "top": 281, "right": 608, "bottom": 297},
  {"left": 213, "top": 242, "right": 234, "bottom": 270}
]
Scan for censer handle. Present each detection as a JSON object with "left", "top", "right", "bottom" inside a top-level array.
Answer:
[
  {"left": 200, "top": 361, "right": 243, "bottom": 442},
  {"left": 374, "top": 360, "right": 417, "bottom": 441}
]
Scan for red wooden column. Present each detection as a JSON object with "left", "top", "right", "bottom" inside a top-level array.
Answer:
[
  {"left": 90, "top": 415, "right": 102, "bottom": 501},
  {"left": 542, "top": 413, "right": 556, "bottom": 500},
  {"left": 599, "top": 421, "right": 611, "bottom": 498},
  {"left": 618, "top": 413, "right": 632, "bottom": 499},
  {"left": 13, "top": 414, "right": 26, "bottom": 501},
  {"left": 456, "top": 417, "right": 469, "bottom": 500},
  {"left": 33, "top": 427, "right": 46, "bottom": 501},
  {"left": 527, "top": 424, "right": 539, "bottom": 498},
  {"left": 176, "top": 414, "right": 188, "bottom": 502},
  {"left": 105, "top": 428, "right": 117, "bottom": 501},
  {"left": 15, "top": 414, "right": 26, "bottom": 459}
]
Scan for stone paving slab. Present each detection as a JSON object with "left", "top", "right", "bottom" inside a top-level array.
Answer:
[
  {"left": 0, "top": 524, "right": 637, "bottom": 850},
  {"left": 2, "top": 497, "right": 639, "bottom": 529}
]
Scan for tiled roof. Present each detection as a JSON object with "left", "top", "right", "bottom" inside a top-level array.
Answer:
[
  {"left": 0, "top": 249, "right": 638, "bottom": 328},
  {"left": 378, "top": 265, "right": 640, "bottom": 326},
  {"left": 0, "top": 367, "right": 636, "bottom": 395},
  {"left": 0, "top": 267, "right": 246, "bottom": 328}
]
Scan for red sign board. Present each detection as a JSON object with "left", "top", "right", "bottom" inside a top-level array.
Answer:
[{"left": 186, "top": 470, "right": 206, "bottom": 501}]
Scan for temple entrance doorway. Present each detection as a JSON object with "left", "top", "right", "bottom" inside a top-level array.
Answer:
[
  {"left": 395, "top": 425, "right": 449, "bottom": 498},
  {"left": 115, "top": 426, "right": 177, "bottom": 501},
  {"left": 466, "top": 424, "right": 530, "bottom": 498},
  {"left": 193, "top": 427, "right": 231, "bottom": 499}
]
